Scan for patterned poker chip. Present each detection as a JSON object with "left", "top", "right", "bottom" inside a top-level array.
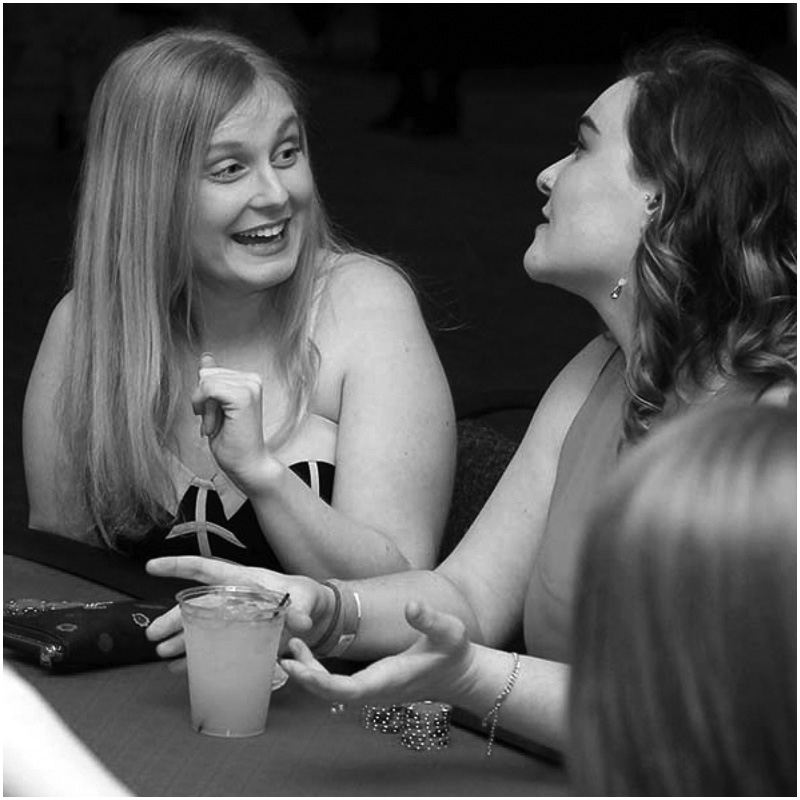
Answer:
[
  {"left": 399, "top": 701, "right": 451, "bottom": 751},
  {"left": 361, "top": 704, "right": 408, "bottom": 734},
  {"left": 361, "top": 700, "right": 452, "bottom": 750}
]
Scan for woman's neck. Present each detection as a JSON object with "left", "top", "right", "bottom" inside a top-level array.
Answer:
[
  {"left": 189, "top": 287, "right": 278, "bottom": 366},
  {"left": 594, "top": 295, "right": 635, "bottom": 361}
]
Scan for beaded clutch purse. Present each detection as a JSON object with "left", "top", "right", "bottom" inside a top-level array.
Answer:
[{"left": 3, "top": 598, "right": 171, "bottom": 672}]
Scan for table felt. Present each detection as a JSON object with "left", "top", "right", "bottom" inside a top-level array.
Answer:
[{"left": 4, "top": 555, "right": 568, "bottom": 796}]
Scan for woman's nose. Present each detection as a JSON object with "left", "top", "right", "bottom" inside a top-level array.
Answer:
[
  {"left": 536, "top": 155, "right": 568, "bottom": 196},
  {"left": 249, "top": 166, "right": 289, "bottom": 208}
]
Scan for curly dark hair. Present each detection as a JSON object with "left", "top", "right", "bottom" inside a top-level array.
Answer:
[{"left": 622, "top": 37, "right": 796, "bottom": 442}]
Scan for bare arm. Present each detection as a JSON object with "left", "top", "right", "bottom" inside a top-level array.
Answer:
[
  {"left": 4, "top": 667, "right": 132, "bottom": 796},
  {"left": 23, "top": 293, "right": 91, "bottom": 538},
  {"left": 152, "top": 335, "right": 618, "bottom": 669},
  {"left": 203, "top": 259, "right": 457, "bottom": 578},
  {"left": 281, "top": 604, "right": 570, "bottom": 754},
  {"left": 273, "top": 335, "right": 618, "bottom": 754}
]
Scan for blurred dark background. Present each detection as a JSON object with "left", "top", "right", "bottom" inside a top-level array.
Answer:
[{"left": 4, "top": 4, "right": 796, "bottom": 525}]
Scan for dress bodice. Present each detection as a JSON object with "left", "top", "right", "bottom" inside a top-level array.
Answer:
[{"left": 117, "top": 414, "right": 338, "bottom": 570}]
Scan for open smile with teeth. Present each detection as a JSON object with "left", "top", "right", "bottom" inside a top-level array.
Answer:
[{"left": 231, "top": 220, "right": 288, "bottom": 246}]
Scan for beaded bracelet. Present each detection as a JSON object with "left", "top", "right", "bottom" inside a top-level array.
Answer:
[{"left": 481, "top": 652, "right": 521, "bottom": 757}]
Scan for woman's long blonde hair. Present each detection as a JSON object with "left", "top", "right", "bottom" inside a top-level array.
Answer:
[
  {"left": 61, "top": 28, "right": 344, "bottom": 543},
  {"left": 570, "top": 404, "right": 796, "bottom": 795}
]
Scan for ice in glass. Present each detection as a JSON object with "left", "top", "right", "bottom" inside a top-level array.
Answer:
[{"left": 177, "top": 585, "right": 290, "bottom": 737}]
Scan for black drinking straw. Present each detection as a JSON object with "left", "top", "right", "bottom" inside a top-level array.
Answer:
[{"left": 274, "top": 592, "right": 290, "bottom": 616}]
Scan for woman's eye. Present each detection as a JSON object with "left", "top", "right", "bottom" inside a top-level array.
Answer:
[
  {"left": 209, "top": 163, "right": 245, "bottom": 182},
  {"left": 570, "top": 139, "right": 586, "bottom": 157},
  {"left": 273, "top": 144, "right": 302, "bottom": 168}
]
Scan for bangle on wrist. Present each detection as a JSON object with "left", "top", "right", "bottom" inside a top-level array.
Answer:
[
  {"left": 309, "top": 582, "right": 341, "bottom": 654},
  {"left": 313, "top": 580, "right": 361, "bottom": 659},
  {"left": 481, "top": 652, "right": 521, "bottom": 757}
]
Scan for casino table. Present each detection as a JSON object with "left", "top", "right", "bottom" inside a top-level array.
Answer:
[{"left": 4, "top": 531, "right": 568, "bottom": 796}]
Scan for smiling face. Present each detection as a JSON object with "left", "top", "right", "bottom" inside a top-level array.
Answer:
[
  {"left": 191, "top": 83, "right": 314, "bottom": 297},
  {"left": 524, "top": 78, "right": 655, "bottom": 301}
]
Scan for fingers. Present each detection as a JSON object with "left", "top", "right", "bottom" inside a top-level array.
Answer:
[
  {"left": 145, "top": 602, "right": 188, "bottom": 658},
  {"left": 285, "top": 637, "right": 327, "bottom": 670},
  {"left": 202, "top": 399, "right": 222, "bottom": 440},
  {"left": 166, "top": 657, "right": 187, "bottom": 675},
  {"left": 195, "top": 355, "right": 222, "bottom": 438},
  {"left": 280, "top": 644, "right": 365, "bottom": 702},
  {"left": 146, "top": 604, "right": 182, "bottom": 642},
  {"left": 155, "top": 633, "right": 186, "bottom": 660},
  {"left": 146, "top": 557, "right": 314, "bottom": 640},
  {"left": 146, "top": 555, "right": 254, "bottom": 585},
  {"left": 285, "top": 607, "right": 313, "bottom": 636},
  {"left": 404, "top": 601, "right": 466, "bottom": 649},
  {"left": 281, "top": 640, "right": 408, "bottom": 704},
  {"left": 190, "top": 358, "right": 262, "bottom": 440}
]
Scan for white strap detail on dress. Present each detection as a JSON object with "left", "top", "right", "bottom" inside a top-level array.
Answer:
[
  {"left": 164, "top": 479, "right": 247, "bottom": 552},
  {"left": 308, "top": 461, "right": 320, "bottom": 496},
  {"left": 195, "top": 484, "right": 209, "bottom": 556}
]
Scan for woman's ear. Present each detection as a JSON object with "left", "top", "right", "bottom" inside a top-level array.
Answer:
[{"left": 644, "top": 192, "right": 662, "bottom": 215}]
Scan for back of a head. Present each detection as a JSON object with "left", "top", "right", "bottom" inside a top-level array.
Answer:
[{"left": 570, "top": 404, "right": 797, "bottom": 795}]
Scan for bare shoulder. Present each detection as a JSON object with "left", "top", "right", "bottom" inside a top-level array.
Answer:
[
  {"left": 28, "top": 292, "right": 75, "bottom": 382},
  {"left": 49, "top": 291, "right": 75, "bottom": 326},
  {"left": 41, "top": 292, "right": 75, "bottom": 349},
  {"left": 320, "top": 253, "right": 419, "bottom": 319},
  {"left": 540, "top": 333, "right": 619, "bottom": 405},
  {"left": 525, "top": 333, "right": 620, "bottom": 449}
]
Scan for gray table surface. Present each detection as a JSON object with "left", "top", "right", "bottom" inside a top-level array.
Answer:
[{"left": 4, "top": 555, "right": 568, "bottom": 796}]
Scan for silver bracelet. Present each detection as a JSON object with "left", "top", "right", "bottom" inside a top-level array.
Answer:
[{"left": 481, "top": 652, "right": 521, "bottom": 757}]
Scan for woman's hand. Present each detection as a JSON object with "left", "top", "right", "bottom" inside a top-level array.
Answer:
[
  {"left": 145, "top": 556, "right": 333, "bottom": 659},
  {"left": 191, "top": 353, "right": 279, "bottom": 495},
  {"left": 279, "top": 601, "right": 478, "bottom": 707}
]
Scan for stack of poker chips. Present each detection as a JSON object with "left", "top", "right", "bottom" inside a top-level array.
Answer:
[
  {"left": 361, "top": 703, "right": 408, "bottom": 734},
  {"left": 401, "top": 701, "right": 452, "bottom": 751},
  {"left": 362, "top": 701, "right": 452, "bottom": 751}
]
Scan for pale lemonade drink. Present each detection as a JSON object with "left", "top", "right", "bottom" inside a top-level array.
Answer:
[{"left": 177, "top": 586, "right": 289, "bottom": 738}]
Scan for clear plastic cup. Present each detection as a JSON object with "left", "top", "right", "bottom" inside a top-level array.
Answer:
[{"left": 177, "top": 585, "right": 290, "bottom": 737}]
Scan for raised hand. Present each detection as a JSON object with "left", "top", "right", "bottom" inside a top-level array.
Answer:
[
  {"left": 191, "top": 353, "right": 279, "bottom": 495},
  {"left": 145, "top": 556, "right": 333, "bottom": 659},
  {"left": 280, "top": 601, "right": 477, "bottom": 707}
]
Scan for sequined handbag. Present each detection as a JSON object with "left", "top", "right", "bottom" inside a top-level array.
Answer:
[{"left": 3, "top": 598, "right": 171, "bottom": 671}]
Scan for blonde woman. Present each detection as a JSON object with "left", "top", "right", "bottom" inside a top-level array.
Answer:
[
  {"left": 571, "top": 404, "right": 796, "bottom": 795},
  {"left": 23, "top": 28, "right": 455, "bottom": 578},
  {"left": 147, "top": 38, "right": 796, "bottom": 754}
]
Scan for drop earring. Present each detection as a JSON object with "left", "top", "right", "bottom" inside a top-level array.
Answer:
[
  {"left": 644, "top": 193, "right": 660, "bottom": 218},
  {"left": 610, "top": 277, "right": 627, "bottom": 300}
]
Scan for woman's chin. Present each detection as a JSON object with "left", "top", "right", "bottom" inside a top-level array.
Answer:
[{"left": 522, "top": 251, "right": 551, "bottom": 285}]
